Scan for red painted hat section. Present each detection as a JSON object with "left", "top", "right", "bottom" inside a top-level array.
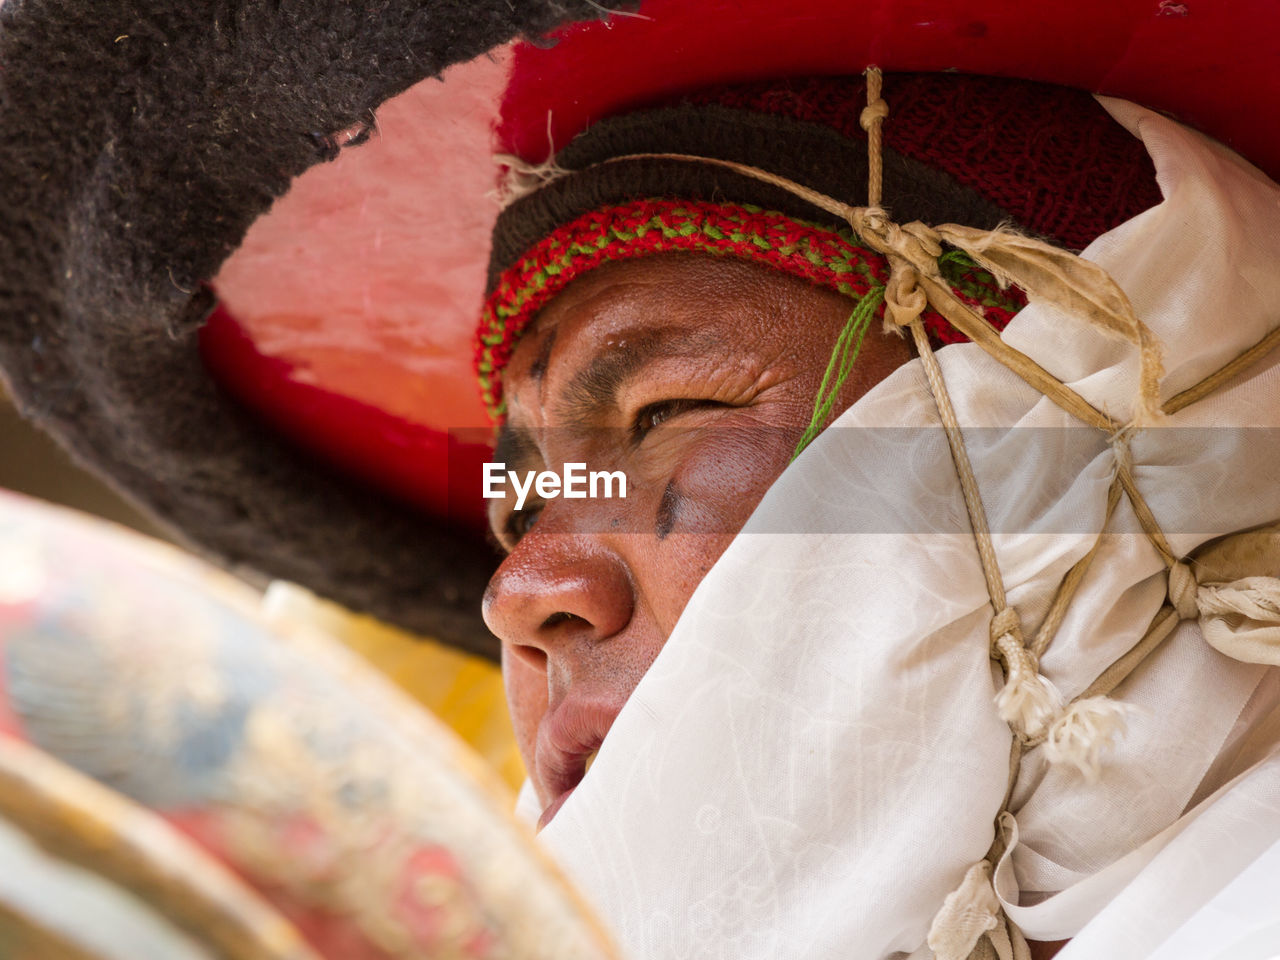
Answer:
[
  {"left": 205, "top": 51, "right": 511, "bottom": 530},
  {"left": 499, "top": 0, "right": 1280, "bottom": 172},
  {"left": 205, "top": 0, "right": 1280, "bottom": 530}
]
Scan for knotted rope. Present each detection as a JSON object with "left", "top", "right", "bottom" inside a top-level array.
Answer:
[{"left": 860, "top": 68, "right": 889, "bottom": 208}]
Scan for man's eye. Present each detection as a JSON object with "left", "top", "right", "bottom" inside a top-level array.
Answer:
[
  {"left": 631, "top": 399, "right": 717, "bottom": 439},
  {"left": 506, "top": 506, "right": 542, "bottom": 544}
]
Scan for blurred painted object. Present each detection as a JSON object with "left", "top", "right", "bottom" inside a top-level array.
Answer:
[
  {"left": 258, "top": 583, "right": 526, "bottom": 794},
  {"left": 0, "top": 490, "right": 619, "bottom": 960},
  {"left": 2, "top": 382, "right": 521, "bottom": 792}
]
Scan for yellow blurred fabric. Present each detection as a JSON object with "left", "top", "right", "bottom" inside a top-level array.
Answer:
[{"left": 262, "top": 582, "right": 525, "bottom": 794}]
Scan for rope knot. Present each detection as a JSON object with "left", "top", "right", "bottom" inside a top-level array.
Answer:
[
  {"left": 990, "top": 610, "right": 1063, "bottom": 740},
  {"left": 885, "top": 263, "right": 927, "bottom": 330},
  {"left": 989, "top": 607, "right": 1023, "bottom": 649},
  {"left": 1169, "top": 561, "right": 1200, "bottom": 621},
  {"left": 1108, "top": 426, "right": 1135, "bottom": 466},
  {"left": 859, "top": 97, "right": 889, "bottom": 132},
  {"left": 878, "top": 220, "right": 943, "bottom": 271},
  {"left": 860, "top": 206, "right": 890, "bottom": 236},
  {"left": 900, "top": 220, "right": 944, "bottom": 260}
]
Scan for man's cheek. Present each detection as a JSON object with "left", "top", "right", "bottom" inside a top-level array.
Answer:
[
  {"left": 637, "top": 431, "right": 790, "bottom": 630},
  {"left": 667, "top": 427, "right": 796, "bottom": 534}
]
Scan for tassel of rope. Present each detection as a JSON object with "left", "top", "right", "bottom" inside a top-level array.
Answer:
[
  {"left": 1041, "top": 697, "right": 1137, "bottom": 781},
  {"left": 988, "top": 610, "right": 1061, "bottom": 741},
  {"left": 927, "top": 861, "right": 1003, "bottom": 960},
  {"left": 926, "top": 859, "right": 1034, "bottom": 960},
  {"left": 1168, "top": 561, "right": 1280, "bottom": 666}
]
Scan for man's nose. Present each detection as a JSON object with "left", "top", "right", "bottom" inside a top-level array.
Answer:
[{"left": 482, "top": 531, "right": 634, "bottom": 673}]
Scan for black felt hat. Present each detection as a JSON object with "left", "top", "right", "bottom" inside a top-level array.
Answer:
[{"left": 0, "top": 1, "right": 606, "bottom": 659}]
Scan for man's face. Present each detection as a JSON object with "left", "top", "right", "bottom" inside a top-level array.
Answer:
[{"left": 482, "top": 253, "right": 911, "bottom": 827}]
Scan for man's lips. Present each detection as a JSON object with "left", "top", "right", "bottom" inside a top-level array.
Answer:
[{"left": 534, "top": 696, "right": 619, "bottom": 830}]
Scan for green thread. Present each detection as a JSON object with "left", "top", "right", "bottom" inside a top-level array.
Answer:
[
  {"left": 791, "top": 284, "right": 886, "bottom": 461},
  {"left": 788, "top": 252, "right": 1013, "bottom": 460}
]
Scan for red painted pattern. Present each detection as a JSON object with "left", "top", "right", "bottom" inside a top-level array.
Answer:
[{"left": 200, "top": 308, "right": 492, "bottom": 530}]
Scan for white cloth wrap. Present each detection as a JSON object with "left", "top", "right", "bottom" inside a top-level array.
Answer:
[{"left": 529, "top": 99, "right": 1280, "bottom": 959}]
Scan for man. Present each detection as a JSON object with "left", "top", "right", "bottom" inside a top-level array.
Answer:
[
  {"left": 483, "top": 254, "right": 912, "bottom": 828},
  {"left": 4, "top": 2, "right": 1280, "bottom": 958}
]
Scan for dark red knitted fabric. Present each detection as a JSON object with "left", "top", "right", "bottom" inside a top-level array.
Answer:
[{"left": 685, "top": 75, "right": 1163, "bottom": 252}]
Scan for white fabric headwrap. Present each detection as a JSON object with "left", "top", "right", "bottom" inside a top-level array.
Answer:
[{"left": 522, "top": 99, "right": 1280, "bottom": 959}]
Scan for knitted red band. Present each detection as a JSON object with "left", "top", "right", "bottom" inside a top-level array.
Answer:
[{"left": 475, "top": 198, "right": 1025, "bottom": 421}]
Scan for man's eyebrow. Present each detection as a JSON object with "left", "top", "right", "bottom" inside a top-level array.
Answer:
[{"left": 556, "top": 326, "right": 723, "bottom": 424}]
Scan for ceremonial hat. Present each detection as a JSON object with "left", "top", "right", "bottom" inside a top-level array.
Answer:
[{"left": 2, "top": 0, "right": 1276, "bottom": 658}]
